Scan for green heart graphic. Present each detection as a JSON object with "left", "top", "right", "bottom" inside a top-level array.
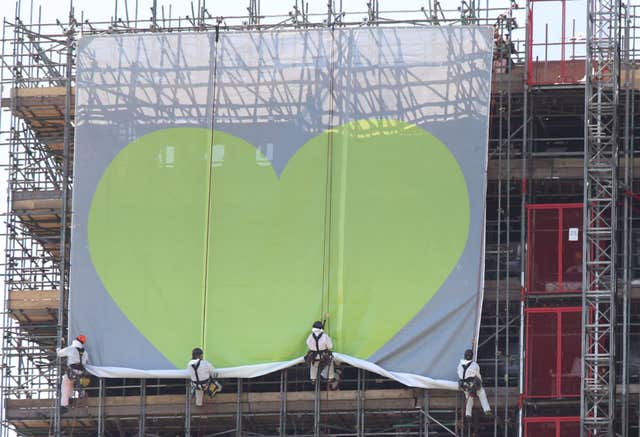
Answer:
[{"left": 88, "top": 120, "right": 469, "bottom": 368}]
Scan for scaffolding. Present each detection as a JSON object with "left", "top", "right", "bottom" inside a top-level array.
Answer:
[
  {"left": 581, "top": 0, "right": 620, "bottom": 434},
  {"left": 1, "top": 0, "right": 639, "bottom": 436}
]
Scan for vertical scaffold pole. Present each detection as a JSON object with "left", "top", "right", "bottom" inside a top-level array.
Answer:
[
  {"left": 138, "top": 379, "right": 146, "bottom": 436},
  {"left": 185, "top": 381, "right": 192, "bottom": 437},
  {"left": 54, "top": 4, "right": 75, "bottom": 435},
  {"left": 248, "top": 0, "right": 260, "bottom": 26},
  {"left": 356, "top": 368, "right": 364, "bottom": 437},
  {"left": 279, "top": 370, "right": 287, "bottom": 436},
  {"left": 423, "top": 390, "right": 430, "bottom": 437},
  {"left": 97, "top": 378, "right": 104, "bottom": 437},
  {"left": 621, "top": 3, "right": 632, "bottom": 434},
  {"left": 236, "top": 379, "right": 243, "bottom": 437},
  {"left": 313, "top": 377, "right": 320, "bottom": 437},
  {"left": 518, "top": 3, "right": 531, "bottom": 436}
]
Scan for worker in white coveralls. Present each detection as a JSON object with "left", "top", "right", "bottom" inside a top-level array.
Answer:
[
  {"left": 457, "top": 349, "right": 492, "bottom": 419},
  {"left": 305, "top": 321, "right": 335, "bottom": 382},
  {"left": 188, "top": 347, "right": 222, "bottom": 406},
  {"left": 57, "top": 334, "right": 89, "bottom": 413}
]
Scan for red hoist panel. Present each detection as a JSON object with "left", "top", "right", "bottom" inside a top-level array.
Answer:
[
  {"left": 526, "top": 204, "right": 583, "bottom": 294},
  {"left": 523, "top": 417, "right": 580, "bottom": 437},
  {"left": 525, "top": 307, "right": 581, "bottom": 398}
]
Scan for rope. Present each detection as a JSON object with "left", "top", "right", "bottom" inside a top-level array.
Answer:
[
  {"left": 319, "top": 28, "right": 338, "bottom": 324},
  {"left": 201, "top": 34, "right": 220, "bottom": 348}
]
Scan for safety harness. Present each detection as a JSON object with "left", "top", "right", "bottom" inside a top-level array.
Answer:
[
  {"left": 304, "top": 332, "right": 333, "bottom": 368},
  {"left": 65, "top": 348, "right": 85, "bottom": 378},
  {"left": 459, "top": 361, "right": 482, "bottom": 395},
  {"left": 191, "top": 359, "right": 222, "bottom": 398},
  {"left": 66, "top": 348, "right": 91, "bottom": 388}
]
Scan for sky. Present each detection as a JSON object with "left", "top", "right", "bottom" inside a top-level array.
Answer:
[{"left": 3, "top": 0, "right": 526, "bottom": 23}]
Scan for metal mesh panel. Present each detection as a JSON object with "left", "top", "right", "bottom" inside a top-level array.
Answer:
[
  {"left": 559, "top": 310, "right": 581, "bottom": 396},
  {"left": 524, "top": 421, "right": 556, "bottom": 437},
  {"left": 528, "top": 208, "right": 559, "bottom": 293},
  {"left": 561, "top": 207, "right": 583, "bottom": 291},
  {"left": 525, "top": 308, "right": 581, "bottom": 398},
  {"left": 559, "top": 421, "right": 580, "bottom": 436},
  {"left": 523, "top": 418, "right": 580, "bottom": 437},
  {"left": 527, "top": 204, "right": 582, "bottom": 294},
  {"left": 526, "top": 311, "right": 557, "bottom": 397}
]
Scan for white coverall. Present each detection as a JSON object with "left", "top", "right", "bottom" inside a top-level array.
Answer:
[
  {"left": 306, "top": 328, "right": 335, "bottom": 381},
  {"left": 57, "top": 340, "right": 89, "bottom": 407},
  {"left": 188, "top": 358, "right": 217, "bottom": 406},
  {"left": 457, "top": 359, "right": 491, "bottom": 417}
]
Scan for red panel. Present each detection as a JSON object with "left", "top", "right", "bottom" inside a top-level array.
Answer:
[
  {"left": 525, "top": 307, "right": 581, "bottom": 398},
  {"left": 559, "top": 311, "right": 581, "bottom": 396},
  {"left": 528, "top": 208, "right": 559, "bottom": 292},
  {"left": 525, "top": 422, "right": 556, "bottom": 437},
  {"left": 526, "top": 204, "right": 582, "bottom": 294},
  {"left": 523, "top": 418, "right": 580, "bottom": 437},
  {"left": 559, "top": 421, "right": 580, "bottom": 436},
  {"left": 526, "top": 311, "right": 557, "bottom": 397},
  {"left": 561, "top": 207, "right": 582, "bottom": 292}
]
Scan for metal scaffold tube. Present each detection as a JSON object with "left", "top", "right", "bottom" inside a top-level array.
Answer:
[
  {"left": 139, "top": 378, "right": 146, "bottom": 435},
  {"left": 279, "top": 369, "right": 287, "bottom": 436},
  {"left": 236, "top": 378, "right": 243, "bottom": 437},
  {"left": 621, "top": 3, "right": 633, "bottom": 434},
  {"left": 185, "top": 380, "right": 192, "bottom": 436},
  {"left": 53, "top": 5, "right": 75, "bottom": 434},
  {"left": 517, "top": 2, "right": 530, "bottom": 435},
  {"left": 97, "top": 378, "right": 105, "bottom": 436}
]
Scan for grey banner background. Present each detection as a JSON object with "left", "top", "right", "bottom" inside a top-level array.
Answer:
[{"left": 70, "top": 27, "right": 492, "bottom": 380}]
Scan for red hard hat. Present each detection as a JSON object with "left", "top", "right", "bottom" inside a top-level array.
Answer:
[{"left": 76, "top": 334, "right": 86, "bottom": 344}]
